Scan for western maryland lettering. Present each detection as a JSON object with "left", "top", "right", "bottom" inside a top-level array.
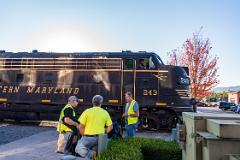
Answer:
[
  {"left": 0, "top": 86, "right": 20, "bottom": 93},
  {"left": 26, "top": 86, "right": 79, "bottom": 94},
  {"left": 0, "top": 85, "right": 79, "bottom": 95}
]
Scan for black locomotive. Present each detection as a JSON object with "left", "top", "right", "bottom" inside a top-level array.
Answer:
[{"left": 0, "top": 50, "right": 192, "bottom": 129}]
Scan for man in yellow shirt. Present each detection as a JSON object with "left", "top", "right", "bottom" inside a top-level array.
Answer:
[{"left": 75, "top": 95, "right": 113, "bottom": 160}]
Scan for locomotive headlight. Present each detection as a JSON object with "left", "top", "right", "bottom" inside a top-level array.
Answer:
[{"left": 180, "top": 77, "right": 190, "bottom": 85}]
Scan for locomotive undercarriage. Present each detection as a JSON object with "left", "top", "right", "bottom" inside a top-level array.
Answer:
[{"left": 0, "top": 102, "right": 183, "bottom": 131}]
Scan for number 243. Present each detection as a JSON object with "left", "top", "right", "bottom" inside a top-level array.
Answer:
[{"left": 143, "top": 89, "right": 158, "bottom": 96}]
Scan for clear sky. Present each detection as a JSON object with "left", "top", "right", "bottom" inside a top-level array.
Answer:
[{"left": 0, "top": 0, "right": 239, "bottom": 87}]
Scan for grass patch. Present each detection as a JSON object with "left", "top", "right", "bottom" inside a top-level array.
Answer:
[{"left": 97, "top": 137, "right": 181, "bottom": 160}]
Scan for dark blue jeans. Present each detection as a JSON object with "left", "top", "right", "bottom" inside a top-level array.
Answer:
[{"left": 126, "top": 123, "right": 137, "bottom": 137}]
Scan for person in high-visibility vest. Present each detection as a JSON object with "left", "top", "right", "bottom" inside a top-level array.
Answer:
[
  {"left": 56, "top": 96, "right": 80, "bottom": 154},
  {"left": 122, "top": 92, "right": 139, "bottom": 137}
]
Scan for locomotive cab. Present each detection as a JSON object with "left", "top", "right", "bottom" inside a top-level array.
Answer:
[{"left": 125, "top": 53, "right": 192, "bottom": 129}]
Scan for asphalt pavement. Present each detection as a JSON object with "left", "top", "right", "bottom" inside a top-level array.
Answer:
[{"left": 0, "top": 121, "right": 173, "bottom": 160}]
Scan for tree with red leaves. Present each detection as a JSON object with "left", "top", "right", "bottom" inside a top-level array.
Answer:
[{"left": 167, "top": 31, "right": 219, "bottom": 100}]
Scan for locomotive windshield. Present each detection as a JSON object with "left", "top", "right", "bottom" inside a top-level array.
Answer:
[{"left": 155, "top": 54, "right": 164, "bottom": 66}]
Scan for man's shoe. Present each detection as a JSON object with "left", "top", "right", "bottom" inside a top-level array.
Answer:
[
  {"left": 92, "top": 150, "right": 97, "bottom": 160},
  {"left": 55, "top": 150, "right": 64, "bottom": 154}
]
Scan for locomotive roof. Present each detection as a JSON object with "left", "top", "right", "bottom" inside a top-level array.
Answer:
[{"left": 0, "top": 50, "right": 159, "bottom": 59}]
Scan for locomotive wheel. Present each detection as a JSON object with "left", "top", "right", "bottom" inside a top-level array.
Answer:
[{"left": 147, "top": 119, "right": 158, "bottom": 130}]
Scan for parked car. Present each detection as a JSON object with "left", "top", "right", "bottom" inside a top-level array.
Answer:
[
  {"left": 209, "top": 98, "right": 218, "bottom": 107},
  {"left": 196, "top": 101, "right": 208, "bottom": 107},
  {"left": 231, "top": 104, "right": 240, "bottom": 113},
  {"left": 236, "top": 106, "right": 240, "bottom": 114},
  {"left": 219, "top": 101, "right": 237, "bottom": 110},
  {"left": 208, "top": 102, "right": 218, "bottom": 107}
]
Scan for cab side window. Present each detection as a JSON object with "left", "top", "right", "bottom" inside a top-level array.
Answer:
[
  {"left": 137, "top": 57, "right": 155, "bottom": 70},
  {"left": 124, "top": 59, "right": 134, "bottom": 69},
  {"left": 137, "top": 58, "right": 147, "bottom": 69}
]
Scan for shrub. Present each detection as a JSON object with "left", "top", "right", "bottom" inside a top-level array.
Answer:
[{"left": 97, "top": 137, "right": 181, "bottom": 160}]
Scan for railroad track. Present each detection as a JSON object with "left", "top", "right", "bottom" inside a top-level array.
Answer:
[{"left": 0, "top": 120, "right": 58, "bottom": 127}]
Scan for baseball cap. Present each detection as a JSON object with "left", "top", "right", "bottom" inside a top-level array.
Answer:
[{"left": 68, "top": 96, "right": 79, "bottom": 102}]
